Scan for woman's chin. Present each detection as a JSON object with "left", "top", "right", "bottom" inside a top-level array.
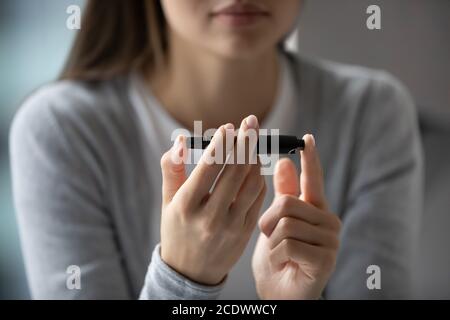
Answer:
[{"left": 209, "top": 39, "right": 274, "bottom": 61}]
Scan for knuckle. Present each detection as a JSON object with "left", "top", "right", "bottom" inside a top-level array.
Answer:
[
  {"left": 258, "top": 213, "right": 268, "bottom": 233},
  {"left": 160, "top": 151, "right": 171, "bottom": 169},
  {"left": 327, "top": 232, "right": 340, "bottom": 250},
  {"left": 277, "top": 194, "right": 294, "bottom": 212},
  {"left": 200, "top": 229, "right": 215, "bottom": 243},
  {"left": 280, "top": 238, "right": 294, "bottom": 255},
  {"left": 330, "top": 214, "right": 342, "bottom": 232},
  {"left": 200, "top": 219, "right": 219, "bottom": 240},
  {"left": 278, "top": 217, "right": 292, "bottom": 235}
]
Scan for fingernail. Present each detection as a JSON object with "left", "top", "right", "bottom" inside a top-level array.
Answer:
[
  {"left": 224, "top": 123, "right": 235, "bottom": 142},
  {"left": 172, "top": 136, "right": 184, "bottom": 158},
  {"left": 225, "top": 123, "right": 234, "bottom": 130},
  {"left": 309, "top": 134, "right": 316, "bottom": 147},
  {"left": 245, "top": 115, "right": 258, "bottom": 129},
  {"left": 303, "top": 134, "right": 315, "bottom": 149},
  {"left": 172, "top": 136, "right": 179, "bottom": 149}
]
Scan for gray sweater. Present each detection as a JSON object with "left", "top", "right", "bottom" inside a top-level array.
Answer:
[{"left": 10, "top": 53, "right": 423, "bottom": 299}]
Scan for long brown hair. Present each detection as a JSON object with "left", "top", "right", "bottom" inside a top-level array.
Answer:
[{"left": 60, "top": 0, "right": 166, "bottom": 81}]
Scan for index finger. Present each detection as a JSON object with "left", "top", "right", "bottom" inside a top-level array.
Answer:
[
  {"left": 179, "top": 123, "right": 235, "bottom": 205},
  {"left": 300, "top": 134, "right": 328, "bottom": 210}
]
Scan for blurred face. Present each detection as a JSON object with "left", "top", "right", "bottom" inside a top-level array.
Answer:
[{"left": 160, "top": 0, "right": 302, "bottom": 59}]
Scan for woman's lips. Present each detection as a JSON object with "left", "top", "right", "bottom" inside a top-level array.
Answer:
[{"left": 211, "top": 3, "right": 269, "bottom": 27}]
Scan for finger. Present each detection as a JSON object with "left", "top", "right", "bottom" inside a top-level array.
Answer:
[
  {"left": 259, "top": 195, "right": 335, "bottom": 237},
  {"left": 229, "top": 160, "right": 265, "bottom": 216},
  {"left": 300, "top": 134, "right": 328, "bottom": 210},
  {"left": 268, "top": 217, "right": 339, "bottom": 250},
  {"left": 244, "top": 181, "right": 267, "bottom": 233},
  {"left": 161, "top": 135, "right": 187, "bottom": 206},
  {"left": 182, "top": 123, "right": 235, "bottom": 205},
  {"left": 269, "top": 238, "right": 329, "bottom": 272},
  {"left": 273, "top": 158, "right": 300, "bottom": 197},
  {"left": 235, "top": 115, "right": 259, "bottom": 166},
  {"left": 209, "top": 115, "right": 259, "bottom": 208}
]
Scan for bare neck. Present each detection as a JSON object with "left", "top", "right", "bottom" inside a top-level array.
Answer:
[{"left": 146, "top": 33, "right": 280, "bottom": 131}]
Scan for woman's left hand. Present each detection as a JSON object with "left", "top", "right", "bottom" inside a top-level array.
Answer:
[{"left": 252, "top": 134, "right": 342, "bottom": 300}]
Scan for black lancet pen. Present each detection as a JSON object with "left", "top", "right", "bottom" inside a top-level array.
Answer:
[{"left": 186, "top": 135, "right": 305, "bottom": 155}]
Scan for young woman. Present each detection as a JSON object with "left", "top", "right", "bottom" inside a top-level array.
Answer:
[{"left": 10, "top": 0, "right": 422, "bottom": 299}]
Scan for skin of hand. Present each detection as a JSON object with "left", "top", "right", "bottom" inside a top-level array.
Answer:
[
  {"left": 159, "top": 115, "right": 267, "bottom": 286},
  {"left": 252, "top": 134, "right": 342, "bottom": 299}
]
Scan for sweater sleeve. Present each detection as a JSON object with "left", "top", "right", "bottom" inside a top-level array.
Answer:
[
  {"left": 10, "top": 88, "right": 224, "bottom": 300},
  {"left": 139, "top": 244, "right": 224, "bottom": 300},
  {"left": 325, "top": 73, "right": 424, "bottom": 299}
]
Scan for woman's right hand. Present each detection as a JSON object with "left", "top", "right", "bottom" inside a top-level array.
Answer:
[{"left": 159, "top": 115, "right": 266, "bottom": 286}]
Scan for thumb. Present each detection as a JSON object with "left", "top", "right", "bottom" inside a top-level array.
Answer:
[
  {"left": 161, "top": 135, "right": 187, "bottom": 206},
  {"left": 300, "top": 134, "right": 328, "bottom": 210},
  {"left": 273, "top": 158, "right": 300, "bottom": 197}
]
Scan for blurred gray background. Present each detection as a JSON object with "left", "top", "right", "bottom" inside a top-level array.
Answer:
[
  {"left": 0, "top": 0, "right": 449, "bottom": 299},
  {"left": 296, "top": 0, "right": 450, "bottom": 299},
  {"left": 0, "top": 0, "right": 83, "bottom": 299}
]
